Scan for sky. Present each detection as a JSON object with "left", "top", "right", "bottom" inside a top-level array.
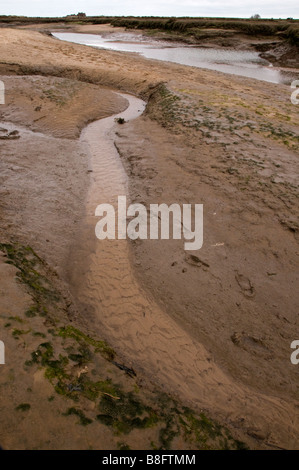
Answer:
[{"left": 0, "top": 0, "right": 298, "bottom": 19}]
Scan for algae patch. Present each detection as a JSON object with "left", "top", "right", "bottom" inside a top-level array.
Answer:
[{"left": 0, "top": 242, "right": 247, "bottom": 449}]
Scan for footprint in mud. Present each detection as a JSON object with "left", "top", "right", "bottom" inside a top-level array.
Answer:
[
  {"left": 185, "top": 253, "right": 209, "bottom": 269},
  {"left": 138, "top": 168, "right": 158, "bottom": 180},
  {"left": 231, "top": 332, "right": 269, "bottom": 355},
  {"left": 0, "top": 129, "right": 20, "bottom": 140},
  {"left": 235, "top": 272, "right": 255, "bottom": 298}
]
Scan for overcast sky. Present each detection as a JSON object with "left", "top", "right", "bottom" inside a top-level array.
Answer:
[{"left": 1, "top": 0, "right": 298, "bottom": 19}]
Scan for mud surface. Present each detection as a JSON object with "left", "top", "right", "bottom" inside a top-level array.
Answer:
[{"left": 0, "top": 27, "right": 298, "bottom": 449}]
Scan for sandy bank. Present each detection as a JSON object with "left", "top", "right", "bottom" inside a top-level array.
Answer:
[{"left": 0, "top": 27, "right": 298, "bottom": 449}]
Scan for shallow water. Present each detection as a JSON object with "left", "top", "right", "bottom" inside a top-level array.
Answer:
[
  {"left": 53, "top": 31, "right": 294, "bottom": 85},
  {"left": 72, "top": 92, "right": 226, "bottom": 408},
  {"left": 67, "top": 92, "right": 298, "bottom": 441}
]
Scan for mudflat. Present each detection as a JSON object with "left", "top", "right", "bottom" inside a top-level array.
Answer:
[{"left": 0, "top": 26, "right": 298, "bottom": 450}]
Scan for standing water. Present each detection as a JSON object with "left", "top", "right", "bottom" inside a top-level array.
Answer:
[
  {"left": 71, "top": 92, "right": 229, "bottom": 406},
  {"left": 53, "top": 31, "right": 294, "bottom": 85}
]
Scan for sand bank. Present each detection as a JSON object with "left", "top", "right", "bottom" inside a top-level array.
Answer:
[{"left": 0, "top": 27, "right": 298, "bottom": 449}]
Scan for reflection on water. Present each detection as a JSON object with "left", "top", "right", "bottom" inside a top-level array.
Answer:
[{"left": 53, "top": 32, "right": 294, "bottom": 85}]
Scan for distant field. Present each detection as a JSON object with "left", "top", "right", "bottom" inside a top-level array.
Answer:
[{"left": 0, "top": 15, "right": 298, "bottom": 44}]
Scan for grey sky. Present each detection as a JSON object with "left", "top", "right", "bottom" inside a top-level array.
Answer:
[{"left": 1, "top": 0, "right": 298, "bottom": 19}]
